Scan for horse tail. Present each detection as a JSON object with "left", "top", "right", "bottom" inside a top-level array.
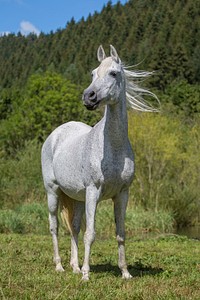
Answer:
[{"left": 60, "top": 192, "right": 75, "bottom": 235}]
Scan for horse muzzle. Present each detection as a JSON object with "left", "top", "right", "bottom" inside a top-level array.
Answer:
[{"left": 82, "top": 89, "right": 100, "bottom": 110}]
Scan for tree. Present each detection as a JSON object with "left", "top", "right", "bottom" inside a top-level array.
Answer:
[{"left": 0, "top": 72, "right": 100, "bottom": 156}]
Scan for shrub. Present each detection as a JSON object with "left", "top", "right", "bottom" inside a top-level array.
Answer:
[
  {"left": 0, "top": 139, "right": 44, "bottom": 208},
  {"left": 128, "top": 112, "right": 200, "bottom": 227},
  {"left": 0, "top": 72, "right": 100, "bottom": 156}
]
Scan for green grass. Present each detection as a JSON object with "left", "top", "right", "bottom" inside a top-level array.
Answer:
[{"left": 0, "top": 234, "right": 199, "bottom": 300}]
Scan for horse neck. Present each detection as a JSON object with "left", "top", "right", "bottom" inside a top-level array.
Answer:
[{"left": 102, "top": 93, "right": 128, "bottom": 148}]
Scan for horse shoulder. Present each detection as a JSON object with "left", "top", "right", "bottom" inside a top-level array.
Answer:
[{"left": 50, "top": 122, "right": 91, "bottom": 153}]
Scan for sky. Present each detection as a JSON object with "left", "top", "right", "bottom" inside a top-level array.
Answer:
[{"left": 0, "top": 0, "right": 127, "bottom": 36}]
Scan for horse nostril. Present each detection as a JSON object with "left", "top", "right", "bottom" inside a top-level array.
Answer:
[{"left": 89, "top": 91, "right": 97, "bottom": 102}]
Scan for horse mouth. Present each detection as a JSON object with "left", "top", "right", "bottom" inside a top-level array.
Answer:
[{"left": 84, "top": 101, "right": 100, "bottom": 110}]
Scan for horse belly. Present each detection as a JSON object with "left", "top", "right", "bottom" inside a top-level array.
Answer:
[
  {"left": 53, "top": 141, "right": 87, "bottom": 202},
  {"left": 54, "top": 160, "right": 86, "bottom": 201}
]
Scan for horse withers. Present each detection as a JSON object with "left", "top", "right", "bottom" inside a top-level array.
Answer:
[{"left": 41, "top": 45, "right": 158, "bottom": 280}]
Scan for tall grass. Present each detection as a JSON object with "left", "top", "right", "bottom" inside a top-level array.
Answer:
[
  {"left": 96, "top": 200, "right": 174, "bottom": 237},
  {"left": 0, "top": 203, "right": 48, "bottom": 234},
  {"left": 0, "top": 201, "right": 174, "bottom": 236}
]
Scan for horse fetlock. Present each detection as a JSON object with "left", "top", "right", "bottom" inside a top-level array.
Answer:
[
  {"left": 118, "top": 260, "right": 127, "bottom": 270},
  {"left": 70, "top": 261, "right": 81, "bottom": 274},
  {"left": 54, "top": 256, "right": 61, "bottom": 265}
]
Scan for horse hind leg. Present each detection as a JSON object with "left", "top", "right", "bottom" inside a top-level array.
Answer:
[
  {"left": 60, "top": 192, "right": 85, "bottom": 274},
  {"left": 48, "top": 191, "right": 64, "bottom": 272},
  {"left": 113, "top": 189, "right": 132, "bottom": 279}
]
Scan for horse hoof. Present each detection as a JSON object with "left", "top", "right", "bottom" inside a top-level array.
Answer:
[
  {"left": 122, "top": 272, "right": 132, "bottom": 279},
  {"left": 56, "top": 263, "right": 65, "bottom": 272},
  {"left": 82, "top": 274, "right": 89, "bottom": 281},
  {"left": 73, "top": 267, "right": 81, "bottom": 274},
  {"left": 81, "top": 271, "right": 89, "bottom": 281}
]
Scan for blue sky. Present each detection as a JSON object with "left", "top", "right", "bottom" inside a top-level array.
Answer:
[{"left": 0, "top": 0, "right": 127, "bottom": 36}]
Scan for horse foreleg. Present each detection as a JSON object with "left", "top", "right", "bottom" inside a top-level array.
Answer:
[
  {"left": 81, "top": 186, "right": 98, "bottom": 280},
  {"left": 113, "top": 189, "right": 132, "bottom": 279},
  {"left": 48, "top": 193, "right": 64, "bottom": 272}
]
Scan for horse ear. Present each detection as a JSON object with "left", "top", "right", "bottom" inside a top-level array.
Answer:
[
  {"left": 97, "top": 45, "right": 106, "bottom": 62},
  {"left": 110, "top": 45, "right": 121, "bottom": 64}
]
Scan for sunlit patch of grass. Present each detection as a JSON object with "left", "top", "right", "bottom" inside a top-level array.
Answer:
[{"left": 0, "top": 234, "right": 199, "bottom": 299}]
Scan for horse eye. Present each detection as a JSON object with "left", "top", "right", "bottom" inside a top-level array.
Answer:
[{"left": 110, "top": 71, "right": 117, "bottom": 77}]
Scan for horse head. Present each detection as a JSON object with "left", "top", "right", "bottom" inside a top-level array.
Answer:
[{"left": 83, "top": 45, "right": 125, "bottom": 110}]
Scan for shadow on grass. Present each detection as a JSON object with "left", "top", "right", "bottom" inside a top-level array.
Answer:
[{"left": 91, "top": 260, "right": 163, "bottom": 278}]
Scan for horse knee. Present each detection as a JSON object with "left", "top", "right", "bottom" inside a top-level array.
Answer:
[
  {"left": 48, "top": 196, "right": 58, "bottom": 213},
  {"left": 84, "top": 230, "right": 95, "bottom": 245},
  {"left": 50, "top": 226, "right": 58, "bottom": 235},
  {"left": 116, "top": 234, "right": 125, "bottom": 244},
  {"left": 72, "top": 225, "right": 81, "bottom": 236},
  {"left": 49, "top": 213, "right": 58, "bottom": 235},
  {"left": 72, "top": 219, "right": 81, "bottom": 235},
  {"left": 72, "top": 201, "right": 85, "bottom": 235}
]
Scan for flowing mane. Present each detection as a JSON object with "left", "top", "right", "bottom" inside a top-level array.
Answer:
[{"left": 124, "top": 66, "right": 160, "bottom": 112}]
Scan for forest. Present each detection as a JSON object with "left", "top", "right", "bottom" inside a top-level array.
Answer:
[{"left": 0, "top": 0, "right": 200, "bottom": 232}]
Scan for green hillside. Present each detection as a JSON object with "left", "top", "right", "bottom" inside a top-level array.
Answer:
[{"left": 0, "top": 0, "right": 199, "bottom": 89}]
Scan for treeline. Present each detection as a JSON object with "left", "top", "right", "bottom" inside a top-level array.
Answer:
[
  {"left": 0, "top": 0, "right": 200, "bottom": 228},
  {"left": 1, "top": 0, "right": 200, "bottom": 125},
  {"left": 0, "top": 0, "right": 200, "bottom": 89}
]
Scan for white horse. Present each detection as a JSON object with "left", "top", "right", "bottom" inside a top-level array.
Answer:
[{"left": 41, "top": 45, "right": 158, "bottom": 280}]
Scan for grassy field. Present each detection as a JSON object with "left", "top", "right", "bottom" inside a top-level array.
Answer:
[{"left": 0, "top": 233, "right": 199, "bottom": 300}]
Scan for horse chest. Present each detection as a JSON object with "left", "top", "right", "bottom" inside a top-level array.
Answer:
[
  {"left": 107, "top": 155, "right": 133, "bottom": 179},
  {"left": 93, "top": 150, "right": 134, "bottom": 198}
]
